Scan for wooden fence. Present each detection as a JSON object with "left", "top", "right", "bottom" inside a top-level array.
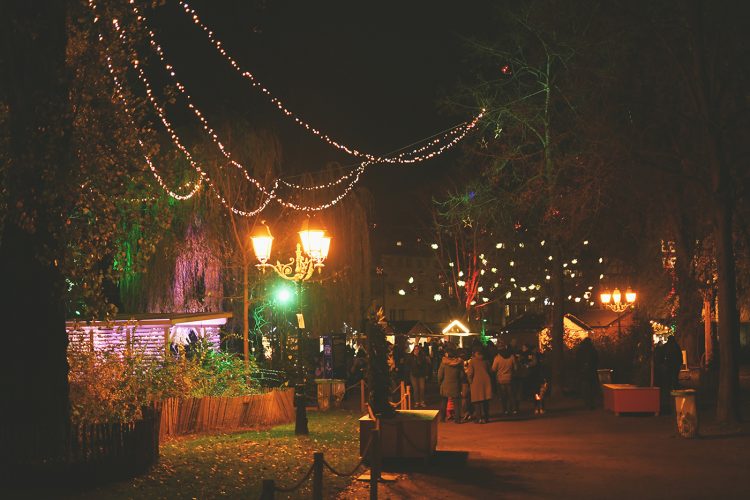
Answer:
[
  {"left": 158, "top": 388, "right": 295, "bottom": 439},
  {"left": 1, "top": 405, "right": 161, "bottom": 485}
]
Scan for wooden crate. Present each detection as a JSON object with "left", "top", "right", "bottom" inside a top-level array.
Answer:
[{"left": 359, "top": 410, "right": 439, "bottom": 459}]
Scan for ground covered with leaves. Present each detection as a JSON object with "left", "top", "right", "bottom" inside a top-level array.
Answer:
[{"left": 75, "top": 409, "right": 361, "bottom": 499}]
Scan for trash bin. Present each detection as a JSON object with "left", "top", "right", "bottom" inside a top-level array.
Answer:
[
  {"left": 597, "top": 369, "right": 613, "bottom": 385},
  {"left": 671, "top": 389, "right": 698, "bottom": 438}
]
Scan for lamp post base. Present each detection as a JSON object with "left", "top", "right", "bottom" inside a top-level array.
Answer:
[{"left": 294, "top": 383, "right": 309, "bottom": 435}]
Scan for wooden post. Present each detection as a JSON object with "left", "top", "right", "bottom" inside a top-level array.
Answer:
[
  {"left": 312, "top": 452, "right": 324, "bottom": 500},
  {"left": 369, "top": 428, "right": 381, "bottom": 500},
  {"left": 406, "top": 385, "right": 412, "bottom": 410},
  {"left": 163, "top": 326, "right": 171, "bottom": 359},
  {"left": 260, "top": 479, "right": 275, "bottom": 500},
  {"left": 400, "top": 381, "right": 406, "bottom": 410},
  {"left": 360, "top": 379, "right": 366, "bottom": 413},
  {"left": 703, "top": 298, "right": 713, "bottom": 367}
]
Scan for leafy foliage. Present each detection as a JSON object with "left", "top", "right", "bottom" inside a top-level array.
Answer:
[{"left": 68, "top": 342, "right": 259, "bottom": 424}]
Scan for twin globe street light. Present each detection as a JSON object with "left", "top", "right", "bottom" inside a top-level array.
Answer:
[
  {"left": 250, "top": 220, "right": 331, "bottom": 435},
  {"left": 250, "top": 220, "right": 331, "bottom": 282}
]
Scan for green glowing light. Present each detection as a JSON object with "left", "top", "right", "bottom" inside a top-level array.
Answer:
[{"left": 274, "top": 284, "right": 295, "bottom": 305}]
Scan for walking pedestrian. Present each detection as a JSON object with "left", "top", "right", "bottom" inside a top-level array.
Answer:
[
  {"left": 492, "top": 343, "right": 518, "bottom": 415},
  {"left": 407, "top": 345, "right": 430, "bottom": 407},
  {"left": 438, "top": 346, "right": 463, "bottom": 423},
  {"left": 466, "top": 348, "right": 492, "bottom": 423}
]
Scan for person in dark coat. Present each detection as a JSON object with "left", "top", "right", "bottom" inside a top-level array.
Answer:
[
  {"left": 407, "top": 345, "right": 430, "bottom": 407},
  {"left": 438, "top": 347, "right": 464, "bottom": 423},
  {"left": 576, "top": 337, "right": 598, "bottom": 409},
  {"left": 466, "top": 349, "right": 492, "bottom": 423}
]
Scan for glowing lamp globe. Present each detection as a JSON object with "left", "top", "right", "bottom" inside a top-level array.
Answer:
[
  {"left": 251, "top": 228, "right": 274, "bottom": 265},
  {"left": 299, "top": 228, "right": 325, "bottom": 257},
  {"left": 612, "top": 288, "right": 622, "bottom": 305},
  {"left": 599, "top": 291, "right": 612, "bottom": 305},
  {"left": 625, "top": 288, "right": 637, "bottom": 304}
]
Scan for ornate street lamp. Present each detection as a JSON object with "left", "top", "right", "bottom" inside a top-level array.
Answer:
[
  {"left": 599, "top": 287, "right": 636, "bottom": 312},
  {"left": 250, "top": 220, "right": 331, "bottom": 282}
]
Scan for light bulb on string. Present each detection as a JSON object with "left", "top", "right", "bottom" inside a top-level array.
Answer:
[{"left": 175, "top": 0, "right": 483, "bottom": 164}]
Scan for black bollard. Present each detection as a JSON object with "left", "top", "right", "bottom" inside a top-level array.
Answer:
[{"left": 294, "top": 383, "right": 309, "bottom": 435}]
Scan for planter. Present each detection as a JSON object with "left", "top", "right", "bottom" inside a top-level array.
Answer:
[
  {"left": 602, "top": 384, "right": 660, "bottom": 416},
  {"left": 315, "top": 379, "right": 346, "bottom": 411},
  {"left": 359, "top": 410, "right": 439, "bottom": 459}
]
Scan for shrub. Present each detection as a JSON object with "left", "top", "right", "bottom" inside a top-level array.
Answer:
[{"left": 68, "top": 341, "right": 259, "bottom": 424}]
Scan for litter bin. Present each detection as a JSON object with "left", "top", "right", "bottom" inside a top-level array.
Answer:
[
  {"left": 597, "top": 369, "right": 613, "bottom": 385},
  {"left": 671, "top": 389, "right": 698, "bottom": 438}
]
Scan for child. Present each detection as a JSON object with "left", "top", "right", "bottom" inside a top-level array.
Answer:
[
  {"left": 534, "top": 379, "right": 549, "bottom": 415},
  {"left": 446, "top": 397, "right": 455, "bottom": 421}
]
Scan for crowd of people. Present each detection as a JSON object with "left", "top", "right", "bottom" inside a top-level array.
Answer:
[
  {"left": 341, "top": 332, "right": 687, "bottom": 421},
  {"left": 344, "top": 337, "right": 550, "bottom": 423},
  {"left": 435, "top": 339, "right": 548, "bottom": 423}
]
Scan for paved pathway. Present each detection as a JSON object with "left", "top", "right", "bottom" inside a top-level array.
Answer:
[{"left": 340, "top": 396, "right": 750, "bottom": 499}]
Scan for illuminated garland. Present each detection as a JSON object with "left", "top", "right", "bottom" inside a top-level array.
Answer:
[
  {"left": 96, "top": 0, "right": 372, "bottom": 212},
  {"left": 132, "top": 0, "right": 480, "bottom": 194},
  {"left": 91, "top": 0, "right": 479, "bottom": 212},
  {"left": 100, "top": 9, "right": 276, "bottom": 215},
  {"left": 95, "top": 25, "right": 202, "bottom": 201},
  {"left": 177, "top": 0, "right": 484, "bottom": 164}
]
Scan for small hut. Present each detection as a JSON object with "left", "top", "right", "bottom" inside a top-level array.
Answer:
[{"left": 66, "top": 312, "right": 232, "bottom": 359}]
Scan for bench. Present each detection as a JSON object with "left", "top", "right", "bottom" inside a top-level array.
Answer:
[{"left": 602, "top": 384, "right": 660, "bottom": 416}]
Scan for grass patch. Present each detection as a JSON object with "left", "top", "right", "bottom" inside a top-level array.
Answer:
[{"left": 75, "top": 409, "right": 361, "bottom": 499}]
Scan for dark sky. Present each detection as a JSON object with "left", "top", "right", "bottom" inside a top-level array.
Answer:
[{"left": 148, "top": 0, "right": 491, "bottom": 227}]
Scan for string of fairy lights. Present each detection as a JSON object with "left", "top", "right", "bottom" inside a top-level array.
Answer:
[
  {"left": 94, "top": 27, "right": 203, "bottom": 201},
  {"left": 176, "top": 0, "right": 484, "bottom": 165},
  {"left": 88, "top": 0, "right": 483, "bottom": 214},
  {"left": 390, "top": 237, "right": 604, "bottom": 309}
]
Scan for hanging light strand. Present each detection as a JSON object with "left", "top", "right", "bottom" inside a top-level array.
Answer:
[
  {"left": 93, "top": 23, "right": 202, "bottom": 201},
  {"left": 101, "top": 9, "right": 276, "bottom": 216},
  {"left": 122, "top": 0, "right": 373, "bottom": 205},
  {"left": 177, "top": 0, "right": 483, "bottom": 163}
]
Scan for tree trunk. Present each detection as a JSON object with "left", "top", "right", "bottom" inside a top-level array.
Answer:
[
  {"left": 243, "top": 260, "right": 250, "bottom": 370},
  {"left": 714, "top": 198, "right": 740, "bottom": 423},
  {"left": 0, "top": 0, "right": 71, "bottom": 468},
  {"left": 550, "top": 248, "right": 565, "bottom": 398},
  {"left": 674, "top": 248, "right": 702, "bottom": 366}
]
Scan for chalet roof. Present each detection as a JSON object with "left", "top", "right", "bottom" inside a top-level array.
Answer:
[
  {"left": 572, "top": 309, "right": 631, "bottom": 329},
  {"left": 66, "top": 311, "right": 233, "bottom": 329},
  {"left": 500, "top": 313, "right": 546, "bottom": 334},
  {"left": 388, "top": 320, "right": 440, "bottom": 336}
]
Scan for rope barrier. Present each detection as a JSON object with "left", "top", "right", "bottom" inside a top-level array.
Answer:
[
  {"left": 389, "top": 392, "right": 409, "bottom": 408},
  {"left": 272, "top": 461, "right": 316, "bottom": 493},
  {"left": 322, "top": 434, "right": 374, "bottom": 477}
]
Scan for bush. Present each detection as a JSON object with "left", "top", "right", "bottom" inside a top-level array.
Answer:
[{"left": 68, "top": 342, "right": 259, "bottom": 424}]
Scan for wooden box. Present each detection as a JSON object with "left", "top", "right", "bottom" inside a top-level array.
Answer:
[{"left": 359, "top": 410, "right": 439, "bottom": 459}]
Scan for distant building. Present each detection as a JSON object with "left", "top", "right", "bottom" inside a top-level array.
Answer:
[{"left": 373, "top": 237, "right": 450, "bottom": 324}]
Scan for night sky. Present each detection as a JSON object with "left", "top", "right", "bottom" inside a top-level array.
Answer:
[{"left": 148, "top": 0, "right": 491, "bottom": 227}]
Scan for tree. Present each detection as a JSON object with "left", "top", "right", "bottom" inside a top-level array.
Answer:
[
  {"left": 0, "top": 0, "right": 170, "bottom": 466},
  {"left": 614, "top": 0, "right": 749, "bottom": 423},
  {"left": 446, "top": 1, "right": 613, "bottom": 396}
]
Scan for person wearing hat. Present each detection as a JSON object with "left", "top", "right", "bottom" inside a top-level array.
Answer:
[{"left": 438, "top": 346, "right": 464, "bottom": 423}]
